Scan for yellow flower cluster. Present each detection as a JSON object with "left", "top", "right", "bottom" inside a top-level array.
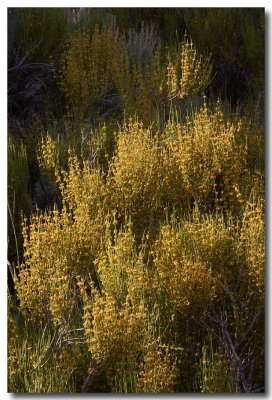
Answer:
[
  {"left": 137, "top": 341, "right": 179, "bottom": 393},
  {"left": 16, "top": 211, "right": 77, "bottom": 323},
  {"left": 59, "top": 28, "right": 211, "bottom": 123},
  {"left": 59, "top": 153, "right": 111, "bottom": 221},
  {"left": 16, "top": 98, "right": 264, "bottom": 327},
  {"left": 239, "top": 189, "right": 264, "bottom": 304},
  {"left": 182, "top": 210, "right": 238, "bottom": 280},
  {"left": 167, "top": 100, "right": 246, "bottom": 211},
  {"left": 82, "top": 290, "right": 146, "bottom": 386},
  {"left": 110, "top": 120, "right": 164, "bottom": 217},
  {"left": 96, "top": 219, "right": 146, "bottom": 307},
  {"left": 37, "top": 134, "right": 60, "bottom": 184},
  {"left": 163, "top": 35, "right": 212, "bottom": 100},
  {"left": 16, "top": 155, "right": 108, "bottom": 324},
  {"left": 152, "top": 218, "right": 215, "bottom": 317},
  {"left": 14, "top": 91, "right": 264, "bottom": 392}
]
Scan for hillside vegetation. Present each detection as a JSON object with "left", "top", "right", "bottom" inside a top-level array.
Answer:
[{"left": 8, "top": 8, "right": 264, "bottom": 393}]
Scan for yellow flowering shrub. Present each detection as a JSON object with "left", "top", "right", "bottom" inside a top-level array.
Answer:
[
  {"left": 9, "top": 9, "right": 265, "bottom": 393},
  {"left": 15, "top": 210, "right": 90, "bottom": 324},
  {"left": 167, "top": 100, "right": 247, "bottom": 211},
  {"left": 37, "top": 134, "right": 60, "bottom": 184},
  {"left": 182, "top": 210, "right": 239, "bottom": 281},
  {"left": 59, "top": 28, "right": 211, "bottom": 124},
  {"left": 137, "top": 341, "right": 179, "bottom": 393},
  {"left": 162, "top": 35, "right": 212, "bottom": 100},
  {"left": 16, "top": 155, "right": 109, "bottom": 324},
  {"left": 81, "top": 288, "right": 146, "bottom": 390},
  {"left": 96, "top": 219, "right": 147, "bottom": 307},
  {"left": 78, "top": 218, "right": 150, "bottom": 390},
  {"left": 239, "top": 190, "right": 264, "bottom": 303},
  {"left": 109, "top": 34, "right": 211, "bottom": 123},
  {"left": 159, "top": 140, "right": 191, "bottom": 213},
  {"left": 152, "top": 219, "right": 215, "bottom": 317},
  {"left": 110, "top": 120, "right": 164, "bottom": 217},
  {"left": 59, "top": 152, "right": 112, "bottom": 219}
]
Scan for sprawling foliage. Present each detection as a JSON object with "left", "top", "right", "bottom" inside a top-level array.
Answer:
[{"left": 8, "top": 7, "right": 265, "bottom": 394}]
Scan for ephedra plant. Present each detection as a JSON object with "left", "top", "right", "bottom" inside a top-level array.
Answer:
[{"left": 10, "top": 24, "right": 264, "bottom": 393}]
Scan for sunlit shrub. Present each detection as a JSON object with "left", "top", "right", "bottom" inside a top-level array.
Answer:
[
  {"left": 239, "top": 189, "right": 264, "bottom": 304},
  {"left": 182, "top": 210, "right": 239, "bottom": 282},
  {"left": 96, "top": 218, "right": 147, "bottom": 307},
  {"left": 16, "top": 210, "right": 75, "bottom": 323},
  {"left": 78, "top": 218, "right": 149, "bottom": 391},
  {"left": 81, "top": 288, "right": 146, "bottom": 390},
  {"left": 37, "top": 134, "right": 60, "bottom": 185},
  {"left": 10, "top": 10, "right": 264, "bottom": 392},
  {"left": 16, "top": 156, "right": 109, "bottom": 324},
  {"left": 151, "top": 216, "right": 216, "bottom": 318},
  {"left": 59, "top": 153, "right": 112, "bottom": 220},
  {"left": 110, "top": 120, "right": 164, "bottom": 217},
  {"left": 137, "top": 341, "right": 179, "bottom": 393},
  {"left": 167, "top": 100, "right": 247, "bottom": 211},
  {"left": 161, "top": 35, "right": 212, "bottom": 101},
  {"left": 114, "top": 34, "right": 212, "bottom": 123}
]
